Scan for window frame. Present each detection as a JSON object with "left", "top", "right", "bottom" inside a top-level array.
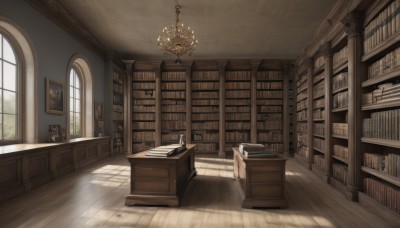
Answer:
[{"left": 68, "top": 65, "right": 83, "bottom": 139}]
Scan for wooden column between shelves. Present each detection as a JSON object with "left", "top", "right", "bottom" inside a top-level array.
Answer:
[
  {"left": 293, "top": 70, "right": 299, "bottom": 155},
  {"left": 123, "top": 60, "right": 135, "bottom": 154},
  {"left": 218, "top": 60, "right": 227, "bottom": 157},
  {"left": 283, "top": 64, "right": 290, "bottom": 157},
  {"left": 322, "top": 43, "right": 332, "bottom": 181},
  {"left": 343, "top": 12, "right": 363, "bottom": 202},
  {"left": 185, "top": 65, "right": 193, "bottom": 144},
  {"left": 152, "top": 61, "right": 162, "bottom": 147},
  {"left": 307, "top": 59, "right": 314, "bottom": 170},
  {"left": 251, "top": 60, "right": 261, "bottom": 144}
]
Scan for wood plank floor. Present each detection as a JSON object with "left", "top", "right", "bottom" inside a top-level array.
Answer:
[{"left": 0, "top": 154, "right": 397, "bottom": 227}]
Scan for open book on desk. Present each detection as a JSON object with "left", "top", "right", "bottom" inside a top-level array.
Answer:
[{"left": 146, "top": 144, "right": 186, "bottom": 157}]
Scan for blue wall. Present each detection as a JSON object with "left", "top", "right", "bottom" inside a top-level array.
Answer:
[{"left": 0, "top": 0, "right": 108, "bottom": 141}]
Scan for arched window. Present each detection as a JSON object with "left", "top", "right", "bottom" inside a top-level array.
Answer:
[
  {"left": 0, "top": 33, "right": 19, "bottom": 143},
  {"left": 69, "top": 67, "right": 82, "bottom": 137}
]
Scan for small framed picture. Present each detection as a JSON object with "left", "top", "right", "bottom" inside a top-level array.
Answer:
[
  {"left": 49, "top": 125, "right": 61, "bottom": 142},
  {"left": 46, "top": 78, "right": 65, "bottom": 115},
  {"left": 94, "top": 102, "right": 104, "bottom": 120}
]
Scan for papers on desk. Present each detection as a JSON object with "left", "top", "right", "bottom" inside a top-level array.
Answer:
[
  {"left": 146, "top": 144, "right": 186, "bottom": 157},
  {"left": 239, "top": 143, "right": 277, "bottom": 158}
]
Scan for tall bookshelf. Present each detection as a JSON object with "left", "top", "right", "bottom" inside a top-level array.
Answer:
[
  {"left": 359, "top": 0, "right": 400, "bottom": 216},
  {"left": 131, "top": 72, "right": 156, "bottom": 153},
  {"left": 191, "top": 71, "right": 220, "bottom": 153},
  {"left": 312, "top": 55, "right": 327, "bottom": 173},
  {"left": 112, "top": 67, "right": 126, "bottom": 154},
  {"left": 330, "top": 40, "right": 349, "bottom": 188},
  {"left": 289, "top": 77, "right": 295, "bottom": 155},
  {"left": 161, "top": 72, "right": 186, "bottom": 145},
  {"left": 256, "top": 71, "right": 284, "bottom": 153},
  {"left": 225, "top": 71, "right": 251, "bottom": 152},
  {"left": 295, "top": 69, "right": 309, "bottom": 162}
]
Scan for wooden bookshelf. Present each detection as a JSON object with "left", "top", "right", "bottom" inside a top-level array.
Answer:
[
  {"left": 295, "top": 68, "right": 309, "bottom": 164},
  {"left": 191, "top": 71, "right": 219, "bottom": 153},
  {"left": 256, "top": 71, "right": 284, "bottom": 154},
  {"left": 132, "top": 71, "right": 156, "bottom": 153},
  {"left": 112, "top": 67, "right": 126, "bottom": 154}
]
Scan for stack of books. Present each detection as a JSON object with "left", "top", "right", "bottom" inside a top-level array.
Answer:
[
  {"left": 146, "top": 144, "right": 186, "bottom": 157},
  {"left": 238, "top": 143, "right": 277, "bottom": 158}
]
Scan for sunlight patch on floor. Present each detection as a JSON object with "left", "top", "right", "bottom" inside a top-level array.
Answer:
[{"left": 89, "top": 165, "right": 130, "bottom": 187}]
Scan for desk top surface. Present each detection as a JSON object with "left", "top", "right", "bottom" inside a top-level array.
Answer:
[
  {"left": 127, "top": 144, "right": 196, "bottom": 160},
  {"left": 232, "top": 147, "right": 288, "bottom": 161}
]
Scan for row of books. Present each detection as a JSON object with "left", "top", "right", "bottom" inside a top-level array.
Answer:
[
  {"left": 368, "top": 47, "right": 400, "bottom": 80},
  {"left": 257, "top": 131, "right": 283, "bottom": 141},
  {"left": 313, "top": 72, "right": 325, "bottom": 84},
  {"left": 132, "top": 142, "right": 154, "bottom": 153},
  {"left": 363, "top": 178, "right": 400, "bottom": 215},
  {"left": 257, "top": 99, "right": 283, "bottom": 105},
  {"left": 227, "top": 122, "right": 251, "bottom": 129},
  {"left": 161, "top": 121, "right": 186, "bottom": 130},
  {"left": 257, "top": 113, "right": 282, "bottom": 121},
  {"left": 162, "top": 82, "right": 185, "bottom": 90},
  {"left": 257, "top": 81, "right": 283, "bottom": 90},
  {"left": 112, "top": 71, "right": 124, "bottom": 84},
  {"left": 161, "top": 91, "right": 185, "bottom": 99},
  {"left": 297, "top": 122, "right": 308, "bottom": 133},
  {"left": 132, "top": 90, "right": 154, "bottom": 99},
  {"left": 297, "top": 145, "right": 309, "bottom": 158},
  {"left": 132, "top": 82, "right": 155, "bottom": 90},
  {"left": 226, "top": 113, "right": 251, "bottom": 120},
  {"left": 192, "top": 99, "right": 219, "bottom": 106},
  {"left": 226, "top": 132, "right": 250, "bottom": 142},
  {"left": 162, "top": 100, "right": 185, "bottom": 105},
  {"left": 313, "top": 108, "right": 325, "bottom": 119},
  {"left": 162, "top": 113, "right": 185, "bottom": 121},
  {"left": 364, "top": 0, "right": 400, "bottom": 52},
  {"left": 297, "top": 110, "right": 308, "bottom": 121},
  {"left": 193, "top": 106, "right": 219, "bottom": 113},
  {"left": 314, "top": 55, "right": 325, "bottom": 70},
  {"left": 314, "top": 123, "right": 325, "bottom": 136},
  {"left": 226, "top": 72, "right": 251, "bottom": 81},
  {"left": 162, "top": 105, "right": 186, "bottom": 113},
  {"left": 332, "top": 72, "right": 348, "bottom": 91},
  {"left": 132, "top": 121, "right": 155, "bottom": 129},
  {"left": 333, "top": 144, "right": 349, "bottom": 160},
  {"left": 112, "top": 111, "right": 124, "bottom": 121},
  {"left": 191, "top": 82, "right": 219, "bottom": 90},
  {"left": 297, "top": 99, "right": 307, "bottom": 111},
  {"left": 257, "top": 120, "right": 283, "bottom": 129},
  {"left": 195, "top": 143, "right": 218, "bottom": 152},
  {"left": 226, "top": 99, "right": 251, "bottom": 106},
  {"left": 161, "top": 132, "right": 182, "bottom": 141},
  {"left": 257, "top": 71, "right": 284, "bottom": 81},
  {"left": 314, "top": 155, "right": 326, "bottom": 170},
  {"left": 362, "top": 82, "right": 400, "bottom": 105},
  {"left": 332, "top": 123, "right": 348, "bottom": 137},
  {"left": 193, "top": 132, "right": 219, "bottom": 141},
  {"left": 257, "top": 91, "right": 283, "bottom": 98},
  {"left": 132, "top": 113, "right": 155, "bottom": 121},
  {"left": 226, "top": 90, "right": 251, "bottom": 98},
  {"left": 313, "top": 81, "right": 325, "bottom": 99},
  {"left": 333, "top": 45, "right": 348, "bottom": 69},
  {"left": 259, "top": 105, "right": 282, "bottom": 112},
  {"left": 332, "top": 163, "right": 348, "bottom": 184},
  {"left": 192, "top": 71, "right": 219, "bottom": 81},
  {"left": 162, "top": 72, "right": 186, "bottom": 81},
  {"left": 113, "top": 123, "right": 123, "bottom": 132},
  {"left": 113, "top": 105, "right": 123, "bottom": 113},
  {"left": 133, "top": 99, "right": 155, "bottom": 105},
  {"left": 364, "top": 153, "right": 400, "bottom": 177},
  {"left": 133, "top": 132, "right": 155, "bottom": 141},
  {"left": 112, "top": 94, "right": 123, "bottom": 105},
  {"left": 226, "top": 82, "right": 251, "bottom": 90},
  {"left": 313, "top": 97, "right": 325, "bottom": 109},
  {"left": 297, "top": 73, "right": 307, "bottom": 88},
  {"left": 113, "top": 83, "right": 124, "bottom": 93},
  {"left": 265, "top": 143, "right": 283, "bottom": 153},
  {"left": 362, "top": 108, "right": 400, "bottom": 140},
  {"left": 297, "top": 90, "right": 308, "bottom": 102},
  {"left": 193, "top": 113, "right": 219, "bottom": 121},
  {"left": 313, "top": 138, "right": 325, "bottom": 152},
  {"left": 333, "top": 91, "right": 348, "bottom": 109},
  {"left": 192, "top": 121, "right": 219, "bottom": 130},
  {"left": 133, "top": 72, "right": 155, "bottom": 81},
  {"left": 226, "top": 106, "right": 250, "bottom": 112}
]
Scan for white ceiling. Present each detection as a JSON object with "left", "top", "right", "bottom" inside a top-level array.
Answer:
[{"left": 59, "top": 0, "right": 336, "bottom": 60}]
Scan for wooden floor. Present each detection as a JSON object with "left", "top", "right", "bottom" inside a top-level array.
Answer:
[{"left": 0, "top": 154, "right": 397, "bottom": 228}]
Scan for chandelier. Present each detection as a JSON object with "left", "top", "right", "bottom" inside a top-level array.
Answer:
[{"left": 157, "top": 2, "right": 198, "bottom": 63}]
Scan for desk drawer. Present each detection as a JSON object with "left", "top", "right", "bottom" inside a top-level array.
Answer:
[
  {"left": 134, "top": 166, "right": 169, "bottom": 178},
  {"left": 250, "top": 172, "right": 282, "bottom": 183}
]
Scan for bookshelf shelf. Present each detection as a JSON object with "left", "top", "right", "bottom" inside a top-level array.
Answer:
[
  {"left": 332, "top": 62, "right": 348, "bottom": 75},
  {"left": 297, "top": 85, "right": 308, "bottom": 94},
  {"left": 361, "top": 166, "right": 400, "bottom": 187},
  {"left": 361, "top": 69, "right": 400, "bottom": 88},
  {"left": 332, "top": 155, "right": 348, "bottom": 164},
  {"left": 361, "top": 138, "right": 400, "bottom": 149},
  {"left": 313, "top": 134, "right": 325, "bottom": 138},
  {"left": 313, "top": 119, "right": 324, "bottom": 122},
  {"left": 361, "top": 100, "right": 400, "bottom": 111},
  {"left": 313, "top": 147, "right": 325, "bottom": 154},
  {"left": 332, "top": 107, "right": 348, "bottom": 112},
  {"left": 313, "top": 93, "right": 325, "bottom": 100},
  {"left": 332, "top": 134, "right": 348, "bottom": 140},
  {"left": 112, "top": 67, "right": 126, "bottom": 155},
  {"left": 362, "top": 30, "right": 400, "bottom": 62},
  {"left": 332, "top": 86, "right": 348, "bottom": 94}
]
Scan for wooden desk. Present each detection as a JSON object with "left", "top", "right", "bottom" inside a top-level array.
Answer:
[
  {"left": 232, "top": 147, "right": 288, "bottom": 209},
  {"left": 125, "top": 144, "right": 196, "bottom": 207}
]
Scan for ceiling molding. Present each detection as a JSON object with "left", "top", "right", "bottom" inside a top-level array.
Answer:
[{"left": 25, "top": 0, "right": 107, "bottom": 57}]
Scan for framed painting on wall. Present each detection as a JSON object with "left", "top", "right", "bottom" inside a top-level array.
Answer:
[
  {"left": 46, "top": 78, "right": 65, "bottom": 115},
  {"left": 94, "top": 102, "right": 104, "bottom": 120}
]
